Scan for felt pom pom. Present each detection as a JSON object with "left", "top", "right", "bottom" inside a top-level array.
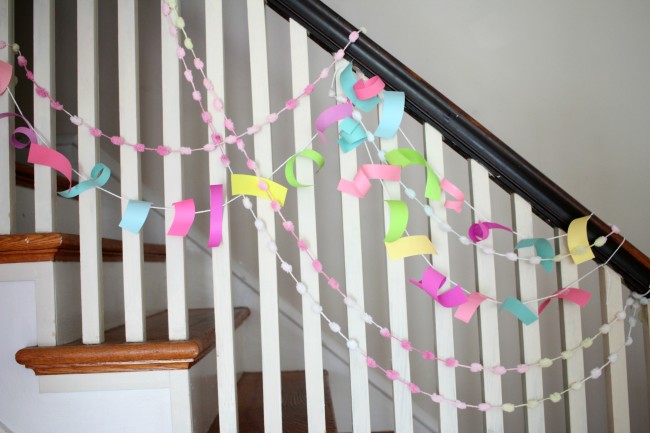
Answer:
[
  {"left": 156, "top": 146, "right": 170, "bottom": 156},
  {"left": 502, "top": 403, "right": 515, "bottom": 413},
  {"left": 527, "top": 399, "right": 539, "bottom": 409},
  {"left": 320, "top": 68, "right": 329, "bottom": 79},
  {"left": 296, "top": 282, "right": 307, "bottom": 294},
  {"left": 135, "top": 144, "right": 146, "bottom": 152},
  {"left": 176, "top": 47, "right": 186, "bottom": 58},
  {"left": 180, "top": 147, "right": 192, "bottom": 155},
  {"left": 343, "top": 297, "right": 356, "bottom": 307},
  {"left": 270, "top": 201, "right": 281, "bottom": 212},
  {"left": 242, "top": 197, "right": 253, "bottom": 209},
  {"left": 312, "top": 259, "right": 322, "bottom": 272},
  {"left": 505, "top": 252, "right": 518, "bottom": 261},
  {"left": 297, "top": 239, "right": 308, "bottom": 251},
  {"left": 213, "top": 98, "right": 223, "bottom": 111},
  {"left": 570, "top": 381, "right": 582, "bottom": 391},
  {"left": 25, "top": 70, "right": 33, "bottom": 80},
  {"left": 366, "top": 357, "right": 377, "bottom": 368},
  {"left": 440, "top": 222, "right": 452, "bottom": 232},
  {"left": 35, "top": 86, "right": 48, "bottom": 98},
  {"left": 351, "top": 110, "right": 362, "bottom": 121},
  {"left": 162, "top": 3, "right": 171, "bottom": 15},
  {"left": 184, "top": 69, "right": 193, "bottom": 82},
  {"left": 268, "top": 242, "right": 278, "bottom": 254},
  {"left": 348, "top": 31, "right": 360, "bottom": 42},
  {"left": 70, "top": 116, "right": 83, "bottom": 126},
  {"left": 401, "top": 340, "right": 413, "bottom": 351},
  {"left": 236, "top": 139, "right": 246, "bottom": 150},
  {"left": 224, "top": 135, "right": 237, "bottom": 145},
  {"left": 175, "top": 17, "right": 185, "bottom": 29},
  {"left": 257, "top": 180, "right": 268, "bottom": 191},
  {"left": 184, "top": 38, "right": 193, "bottom": 50},
  {"left": 594, "top": 236, "right": 607, "bottom": 247},
  {"left": 334, "top": 49, "right": 345, "bottom": 61},
  {"left": 111, "top": 136, "right": 124, "bottom": 146},
  {"left": 220, "top": 155, "right": 230, "bottom": 166},
  {"left": 590, "top": 368, "right": 602, "bottom": 379},
  {"left": 328, "top": 278, "right": 339, "bottom": 290},
  {"left": 362, "top": 313, "right": 373, "bottom": 324},
  {"left": 470, "top": 363, "right": 483, "bottom": 372},
  {"left": 285, "top": 99, "right": 298, "bottom": 110},
  {"left": 431, "top": 393, "right": 443, "bottom": 403},
  {"left": 169, "top": 26, "right": 177, "bottom": 37},
  {"left": 346, "top": 339, "right": 358, "bottom": 350},
  {"left": 267, "top": 113, "right": 278, "bottom": 123},
  {"left": 422, "top": 351, "right": 435, "bottom": 360},
  {"left": 329, "top": 322, "right": 341, "bottom": 333},
  {"left": 365, "top": 131, "right": 375, "bottom": 143},
  {"left": 610, "top": 224, "right": 620, "bottom": 234},
  {"left": 312, "top": 303, "right": 323, "bottom": 314},
  {"left": 90, "top": 128, "right": 102, "bottom": 137},
  {"left": 247, "top": 125, "right": 260, "bottom": 135},
  {"left": 192, "top": 90, "right": 201, "bottom": 101},
  {"left": 303, "top": 84, "right": 314, "bottom": 95},
  {"left": 444, "top": 358, "right": 459, "bottom": 368},
  {"left": 516, "top": 364, "right": 529, "bottom": 374},
  {"left": 51, "top": 101, "right": 63, "bottom": 111},
  {"left": 379, "top": 328, "right": 391, "bottom": 338},
  {"left": 282, "top": 221, "right": 294, "bottom": 232},
  {"left": 254, "top": 219, "right": 265, "bottom": 231},
  {"left": 11, "top": 43, "right": 20, "bottom": 53},
  {"left": 194, "top": 58, "right": 204, "bottom": 70},
  {"left": 608, "top": 353, "right": 618, "bottom": 363},
  {"left": 246, "top": 159, "right": 256, "bottom": 170},
  {"left": 17, "top": 55, "right": 27, "bottom": 67},
  {"left": 280, "top": 262, "right": 291, "bottom": 274},
  {"left": 529, "top": 256, "right": 542, "bottom": 265},
  {"left": 561, "top": 350, "right": 573, "bottom": 360},
  {"left": 404, "top": 188, "right": 416, "bottom": 199},
  {"left": 408, "top": 383, "right": 421, "bottom": 394},
  {"left": 203, "top": 78, "right": 213, "bottom": 90},
  {"left": 224, "top": 118, "right": 235, "bottom": 131},
  {"left": 581, "top": 337, "right": 593, "bottom": 348},
  {"left": 539, "top": 358, "right": 553, "bottom": 368},
  {"left": 478, "top": 403, "right": 491, "bottom": 412},
  {"left": 549, "top": 392, "right": 562, "bottom": 403},
  {"left": 201, "top": 111, "right": 212, "bottom": 124},
  {"left": 423, "top": 206, "right": 434, "bottom": 217},
  {"left": 211, "top": 133, "right": 221, "bottom": 144},
  {"left": 385, "top": 370, "right": 399, "bottom": 381},
  {"left": 492, "top": 366, "right": 507, "bottom": 375}
]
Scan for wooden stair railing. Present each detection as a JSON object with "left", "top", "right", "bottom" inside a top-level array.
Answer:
[
  {"left": 0, "top": 232, "right": 166, "bottom": 264},
  {"left": 266, "top": 0, "right": 650, "bottom": 294},
  {"left": 15, "top": 307, "right": 250, "bottom": 375}
]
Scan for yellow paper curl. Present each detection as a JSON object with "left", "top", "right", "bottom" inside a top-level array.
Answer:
[
  {"left": 231, "top": 174, "right": 288, "bottom": 206},
  {"left": 385, "top": 235, "right": 437, "bottom": 260},
  {"left": 567, "top": 215, "right": 595, "bottom": 265}
]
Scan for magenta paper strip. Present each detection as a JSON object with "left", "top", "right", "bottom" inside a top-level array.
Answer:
[
  {"left": 315, "top": 103, "right": 353, "bottom": 144},
  {"left": 408, "top": 266, "right": 468, "bottom": 308},
  {"left": 0, "top": 60, "right": 12, "bottom": 95},
  {"left": 353, "top": 76, "right": 385, "bottom": 100},
  {"left": 441, "top": 177, "right": 464, "bottom": 213},
  {"left": 468, "top": 220, "right": 512, "bottom": 243},
  {"left": 337, "top": 164, "right": 401, "bottom": 198},
  {"left": 27, "top": 142, "right": 72, "bottom": 189},
  {"left": 454, "top": 292, "right": 488, "bottom": 323},
  {"left": 208, "top": 184, "right": 224, "bottom": 248},
  {"left": 168, "top": 198, "right": 195, "bottom": 237},
  {"left": 538, "top": 287, "right": 591, "bottom": 314},
  {"left": 0, "top": 112, "right": 38, "bottom": 149}
]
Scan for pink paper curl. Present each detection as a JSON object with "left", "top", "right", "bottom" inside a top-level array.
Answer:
[
  {"left": 538, "top": 287, "right": 591, "bottom": 315},
  {"left": 468, "top": 221, "right": 512, "bottom": 243},
  {"left": 408, "top": 266, "right": 468, "bottom": 308},
  {"left": 337, "top": 164, "right": 401, "bottom": 198}
]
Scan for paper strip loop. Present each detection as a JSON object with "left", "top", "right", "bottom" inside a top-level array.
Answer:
[
  {"left": 515, "top": 238, "right": 555, "bottom": 272},
  {"left": 231, "top": 174, "right": 288, "bottom": 206},
  {"left": 500, "top": 296, "right": 538, "bottom": 325},
  {"left": 353, "top": 75, "right": 385, "bottom": 100},
  {"left": 538, "top": 288, "right": 591, "bottom": 315},
  {"left": 208, "top": 184, "right": 224, "bottom": 247},
  {"left": 375, "top": 91, "right": 405, "bottom": 139},
  {"left": 58, "top": 163, "right": 110, "bottom": 199},
  {"left": 168, "top": 198, "right": 195, "bottom": 237},
  {"left": 338, "top": 118, "right": 366, "bottom": 152},
  {"left": 385, "top": 235, "right": 436, "bottom": 260},
  {"left": 385, "top": 148, "right": 440, "bottom": 200},
  {"left": 0, "top": 60, "right": 12, "bottom": 95},
  {"left": 26, "top": 142, "right": 72, "bottom": 190},
  {"left": 567, "top": 215, "right": 595, "bottom": 265},
  {"left": 285, "top": 149, "right": 325, "bottom": 188},
  {"left": 454, "top": 292, "right": 488, "bottom": 323},
  {"left": 468, "top": 221, "right": 512, "bottom": 243},
  {"left": 315, "top": 102, "right": 353, "bottom": 144},
  {"left": 384, "top": 200, "right": 409, "bottom": 243},
  {"left": 119, "top": 200, "right": 152, "bottom": 234},
  {"left": 0, "top": 112, "right": 38, "bottom": 149},
  {"left": 337, "top": 164, "right": 401, "bottom": 198},
  {"left": 441, "top": 178, "right": 464, "bottom": 213},
  {"left": 340, "top": 63, "right": 380, "bottom": 112},
  {"left": 408, "top": 266, "right": 468, "bottom": 307}
]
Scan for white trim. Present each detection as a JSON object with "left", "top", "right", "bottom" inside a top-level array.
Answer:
[{"left": 39, "top": 371, "right": 171, "bottom": 393}]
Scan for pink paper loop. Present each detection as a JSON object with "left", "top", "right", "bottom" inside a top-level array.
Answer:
[
  {"left": 454, "top": 292, "right": 489, "bottom": 323},
  {"left": 26, "top": 142, "right": 72, "bottom": 190},
  {"left": 408, "top": 266, "right": 468, "bottom": 308},
  {"left": 315, "top": 103, "right": 353, "bottom": 144},
  {"left": 0, "top": 112, "right": 39, "bottom": 149},
  {"left": 0, "top": 60, "right": 12, "bottom": 95},
  {"left": 440, "top": 178, "right": 464, "bottom": 213},
  {"left": 538, "top": 287, "right": 591, "bottom": 315},
  {"left": 353, "top": 76, "right": 385, "bottom": 100},
  {"left": 168, "top": 198, "right": 196, "bottom": 237},
  {"left": 337, "top": 164, "right": 401, "bottom": 198},
  {"left": 468, "top": 221, "right": 512, "bottom": 243},
  {"left": 208, "top": 184, "right": 224, "bottom": 248}
]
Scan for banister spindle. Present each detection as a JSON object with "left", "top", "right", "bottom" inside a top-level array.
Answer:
[
  {"left": 77, "top": 0, "right": 104, "bottom": 344},
  {"left": 117, "top": 0, "right": 145, "bottom": 342},
  {"left": 0, "top": 0, "right": 15, "bottom": 234}
]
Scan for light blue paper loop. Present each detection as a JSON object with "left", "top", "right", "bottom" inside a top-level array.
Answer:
[
  {"left": 58, "top": 163, "right": 111, "bottom": 198},
  {"left": 119, "top": 200, "right": 152, "bottom": 233},
  {"left": 375, "top": 91, "right": 405, "bottom": 138},
  {"left": 338, "top": 117, "right": 366, "bottom": 152},
  {"left": 340, "top": 63, "right": 380, "bottom": 112}
]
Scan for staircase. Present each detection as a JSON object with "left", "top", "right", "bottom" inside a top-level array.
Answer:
[{"left": 0, "top": 0, "right": 648, "bottom": 433}]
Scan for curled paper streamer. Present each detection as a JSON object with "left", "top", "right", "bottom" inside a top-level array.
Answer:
[
  {"left": 353, "top": 75, "right": 385, "bottom": 100},
  {"left": 385, "top": 148, "right": 440, "bottom": 200},
  {"left": 408, "top": 266, "right": 468, "bottom": 307},
  {"left": 454, "top": 292, "right": 488, "bottom": 323},
  {"left": 441, "top": 178, "right": 464, "bottom": 213},
  {"left": 338, "top": 164, "right": 401, "bottom": 198},
  {"left": 567, "top": 215, "right": 595, "bottom": 265},
  {"left": 468, "top": 221, "right": 512, "bottom": 243},
  {"left": 231, "top": 174, "right": 288, "bottom": 206},
  {"left": 500, "top": 296, "right": 538, "bottom": 325},
  {"left": 538, "top": 288, "right": 591, "bottom": 315},
  {"left": 384, "top": 200, "right": 409, "bottom": 243},
  {"left": 0, "top": 60, "right": 12, "bottom": 95},
  {"left": 375, "top": 91, "right": 405, "bottom": 139},
  {"left": 119, "top": 200, "right": 152, "bottom": 234},
  {"left": 340, "top": 63, "right": 380, "bottom": 112},
  {"left": 168, "top": 198, "right": 195, "bottom": 237},
  {"left": 58, "top": 163, "right": 110, "bottom": 199},
  {"left": 285, "top": 149, "right": 325, "bottom": 188},
  {"left": 26, "top": 142, "right": 72, "bottom": 190},
  {"left": 208, "top": 184, "right": 224, "bottom": 247},
  {"left": 385, "top": 235, "right": 436, "bottom": 260},
  {"left": 315, "top": 102, "right": 353, "bottom": 144},
  {"left": 338, "top": 117, "right": 366, "bottom": 152},
  {"left": 0, "top": 112, "right": 38, "bottom": 149},
  {"left": 515, "top": 238, "right": 555, "bottom": 272}
]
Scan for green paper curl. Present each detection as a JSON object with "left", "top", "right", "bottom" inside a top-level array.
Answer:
[
  {"left": 385, "top": 148, "right": 441, "bottom": 201},
  {"left": 285, "top": 149, "right": 325, "bottom": 188}
]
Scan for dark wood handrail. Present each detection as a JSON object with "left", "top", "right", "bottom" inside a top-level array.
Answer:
[{"left": 266, "top": 0, "right": 650, "bottom": 294}]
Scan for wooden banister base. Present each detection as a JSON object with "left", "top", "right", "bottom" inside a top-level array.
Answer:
[
  {"left": 209, "top": 370, "right": 338, "bottom": 433},
  {"left": 16, "top": 307, "right": 250, "bottom": 375},
  {"left": 0, "top": 233, "right": 166, "bottom": 264}
]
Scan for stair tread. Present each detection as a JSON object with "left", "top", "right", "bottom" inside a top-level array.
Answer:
[
  {"left": 0, "top": 232, "right": 166, "bottom": 264},
  {"left": 16, "top": 307, "right": 250, "bottom": 375},
  {"left": 210, "top": 370, "right": 338, "bottom": 433}
]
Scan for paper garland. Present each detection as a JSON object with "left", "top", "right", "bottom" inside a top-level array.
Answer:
[
  {"left": 538, "top": 288, "right": 591, "bottom": 314},
  {"left": 568, "top": 215, "right": 595, "bottom": 264},
  {"left": 340, "top": 63, "right": 380, "bottom": 112},
  {"left": 231, "top": 174, "right": 288, "bottom": 206},
  {"left": 208, "top": 185, "right": 224, "bottom": 247},
  {"left": 468, "top": 220, "right": 513, "bottom": 243},
  {"left": 384, "top": 148, "right": 441, "bottom": 200},
  {"left": 285, "top": 149, "right": 325, "bottom": 188},
  {"left": 119, "top": 200, "right": 152, "bottom": 234},
  {"left": 168, "top": 199, "right": 196, "bottom": 237},
  {"left": 385, "top": 235, "right": 437, "bottom": 260},
  {"left": 500, "top": 297, "right": 538, "bottom": 325},
  {"left": 408, "top": 266, "right": 467, "bottom": 307},
  {"left": 58, "top": 162, "right": 110, "bottom": 199},
  {"left": 338, "top": 164, "right": 401, "bottom": 198},
  {"left": 0, "top": 60, "right": 11, "bottom": 95},
  {"left": 515, "top": 238, "right": 555, "bottom": 272},
  {"left": 384, "top": 200, "right": 409, "bottom": 242}
]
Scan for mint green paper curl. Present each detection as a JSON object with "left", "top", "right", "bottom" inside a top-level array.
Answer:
[
  {"left": 284, "top": 149, "right": 325, "bottom": 188},
  {"left": 385, "top": 148, "right": 441, "bottom": 201}
]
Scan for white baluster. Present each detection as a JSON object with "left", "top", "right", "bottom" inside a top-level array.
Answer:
[{"left": 0, "top": 0, "right": 15, "bottom": 234}]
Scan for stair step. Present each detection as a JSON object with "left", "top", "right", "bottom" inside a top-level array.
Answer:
[
  {"left": 16, "top": 307, "right": 250, "bottom": 375},
  {"left": 0, "top": 232, "right": 166, "bottom": 264},
  {"left": 210, "top": 370, "right": 338, "bottom": 433}
]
